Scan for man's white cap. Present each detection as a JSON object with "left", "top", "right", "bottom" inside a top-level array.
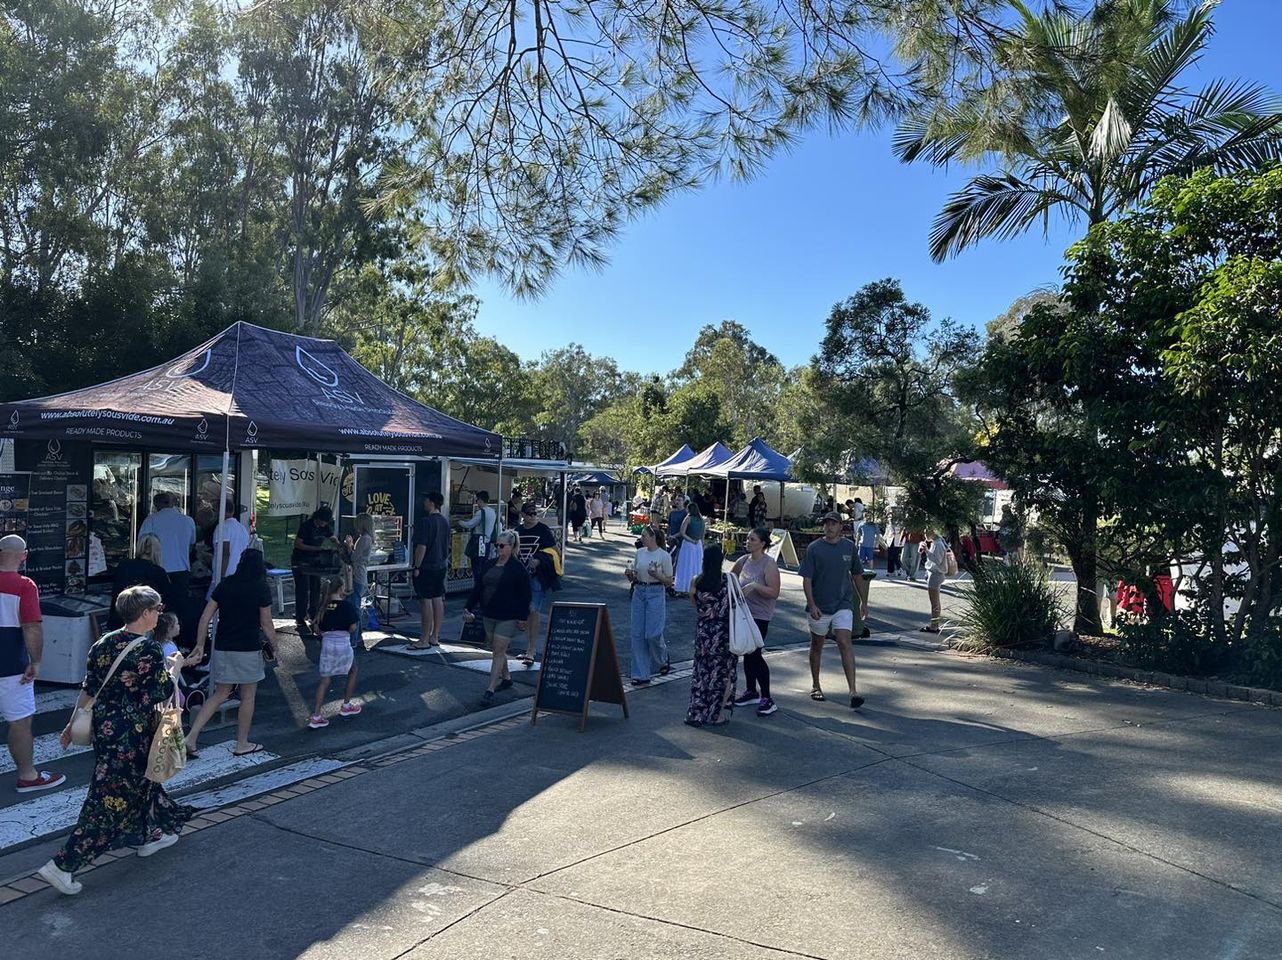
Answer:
[{"left": 0, "top": 534, "right": 27, "bottom": 553}]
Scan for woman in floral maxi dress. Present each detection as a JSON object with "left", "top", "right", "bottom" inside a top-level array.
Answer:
[
  {"left": 39, "top": 586, "right": 196, "bottom": 895},
  {"left": 686, "top": 545, "right": 737, "bottom": 726}
]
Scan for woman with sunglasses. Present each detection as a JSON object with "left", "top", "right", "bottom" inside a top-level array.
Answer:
[
  {"left": 41, "top": 586, "right": 196, "bottom": 895},
  {"left": 463, "top": 530, "right": 531, "bottom": 703}
]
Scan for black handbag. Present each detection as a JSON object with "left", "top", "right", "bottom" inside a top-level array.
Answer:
[{"left": 460, "top": 615, "right": 487, "bottom": 646}]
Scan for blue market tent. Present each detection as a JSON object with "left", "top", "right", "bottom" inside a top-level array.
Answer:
[
  {"left": 636, "top": 443, "right": 695, "bottom": 476},
  {"left": 674, "top": 441, "right": 734, "bottom": 476},
  {"left": 570, "top": 471, "right": 621, "bottom": 486},
  {"left": 708, "top": 437, "right": 794, "bottom": 481}
]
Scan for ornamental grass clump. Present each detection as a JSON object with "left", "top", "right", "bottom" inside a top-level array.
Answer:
[{"left": 958, "top": 559, "right": 1063, "bottom": 650}]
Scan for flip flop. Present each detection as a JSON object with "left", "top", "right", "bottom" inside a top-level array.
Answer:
[
  {"left": 233, "top": 743, "right": 264, "bottom": 757},
  {"left": 185, "top": 746, "right": 200, "bottom": 760},
  {"left": 406, "top": 642, "right": 434, "bottom": 650},
  {"left": 919, "top": 626, "right": 941, "bottom": 634},
  {"left": 810, "top": 689, "right": 826, "bottom": 701}
]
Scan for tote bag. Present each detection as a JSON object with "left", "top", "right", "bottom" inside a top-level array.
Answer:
[
  {"left": 726, "top": 573, "right": 764, "bottom": 656},
  {"left": 145, "top": 676, "right": 187, "bottom": 784}
]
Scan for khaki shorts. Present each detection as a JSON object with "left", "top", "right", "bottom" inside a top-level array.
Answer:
[{"left": 808, "top": 608, "right": 855, "bottom": 638}]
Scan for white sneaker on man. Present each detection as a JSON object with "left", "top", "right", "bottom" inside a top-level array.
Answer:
[
  {"left": 136, "top": 832, "right": 180, "bottom": 858},
  {"left": 37, "top": 860, "right": 82, "bottom": 895}
]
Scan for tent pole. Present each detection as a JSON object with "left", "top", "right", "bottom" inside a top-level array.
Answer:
[{"left": 212, "top": 447, "right": 231, "bottom": 585}]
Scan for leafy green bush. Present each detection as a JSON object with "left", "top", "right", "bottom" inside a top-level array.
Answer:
[
  {"left": 1115, "top": 609, "right": 1227, "bottom": 677},
  {"left": 1235, "top": 621, "right": 1282, "bottom": 690},
  {"left": 959, "top": 559, "right": 1063, "bottom": 649}
]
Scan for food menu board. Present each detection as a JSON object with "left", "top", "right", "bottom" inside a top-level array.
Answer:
[
  {"left": 14, "top": 440, "right": 93, "bottom": 595},
  {"left": 0, "top": 473, "right": 30, "bottom": 536}
]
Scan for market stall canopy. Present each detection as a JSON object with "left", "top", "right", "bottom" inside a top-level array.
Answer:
[
  {"left": 950, "top": 460, "right": 1009, "bottom": 490},
  {"left": 0, "top": 322, "right": 500, "bottom": 458},
  {"left": 635, "top": 443, "right": 695, "bottom": 476},
  {"left": 570, "top": 471, "right": 621, "bottom": 486},
  {"left": 707, "top": 437, "right": 794, "bottom": 481},
  {"left": 675, "top": 441, "right": 734, "bottom": 477}
]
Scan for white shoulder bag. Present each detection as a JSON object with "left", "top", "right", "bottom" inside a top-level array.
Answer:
[
  {"left": 68, "top": 636, "right": 146, "bottom": 746},
  {"left": 726, "top": 573, "right": 764, "bottom": 656}
]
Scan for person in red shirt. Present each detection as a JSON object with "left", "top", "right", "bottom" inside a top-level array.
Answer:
[{"left": 0, "top": 534, "right": 67, "bottom": 793}]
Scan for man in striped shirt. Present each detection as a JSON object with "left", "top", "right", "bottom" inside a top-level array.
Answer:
[{"left": 1, "top": 535, "right": 66, "bottom": 793}]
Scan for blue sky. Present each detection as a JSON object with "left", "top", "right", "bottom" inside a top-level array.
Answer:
[{"left": 472, "top": 3, "right": 1282, "bottom": 376}]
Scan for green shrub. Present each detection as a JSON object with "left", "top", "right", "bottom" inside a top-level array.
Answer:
[
  {"left": 1236, "top": 620, "right": 1282, "bottom": 690},
  {"left": 959, "top": 559, "right": 1063, "bottom": 649},
  {"left": 1115, "top": 609, "right": 1226, "bottom": 676}
]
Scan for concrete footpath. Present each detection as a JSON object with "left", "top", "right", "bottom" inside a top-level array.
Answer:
[{"left": 3, "top": 630, "right": 1280, "bottom": 958}]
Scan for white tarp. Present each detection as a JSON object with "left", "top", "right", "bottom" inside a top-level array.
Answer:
[{"left": 266, "top": 459, "right": 341, "bottom": 516}]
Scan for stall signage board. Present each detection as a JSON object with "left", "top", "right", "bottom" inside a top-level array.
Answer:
[
  {"left": 14, "top": 440, "right": 92, "bottom": 595},
  {"left": 766, "top": 528, "right": 799, "bottom": 568},
  {"left": 532, "top": 602, "right": 628, "bottom": 731},
  {"left": 266, "top": 458, "right": 341, "bottom": 516},
  {"left": 0, "top": 473, "right": 30, "bottom": 536}
]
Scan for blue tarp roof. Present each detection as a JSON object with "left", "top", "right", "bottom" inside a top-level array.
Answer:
[
  {"left": 675, "top": 441, "right": 735, "bottom": 476},
  {"left": 569, "top": 471, "right": 621, "bottom": 486},
  {"left": 635, "top": 443, "right": 696, "bottom": 476},
  {"left": 707, "top": 437, "right": 794, "bottom": 481}
]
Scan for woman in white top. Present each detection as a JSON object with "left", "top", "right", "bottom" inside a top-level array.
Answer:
[
  {"left": 920, "top": 531, "right": 950, "bottom": 633},
  {"left": 730, "top": 527, "right": 781, "bottom": 716},
  {"left": 624, "top": 525, "right": 674, "bottom": 684},
  {"left": 342, "top": 512, "right": 374, "bottom": 646},
  {"left": 589, "top": 492, "right": 607, "bottom": 538}
]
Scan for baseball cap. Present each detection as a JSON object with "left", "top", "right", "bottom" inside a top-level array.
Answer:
[
  {"left": 820, "top": 511, "right": 842, "bottom": 523},
  {"left": 0, "top": 534, "right": 27, "bottom": 553}
]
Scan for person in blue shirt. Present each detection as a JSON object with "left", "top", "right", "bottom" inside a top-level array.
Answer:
[{"left": 858, "top": 519, "right": 879, "bottom": 568}]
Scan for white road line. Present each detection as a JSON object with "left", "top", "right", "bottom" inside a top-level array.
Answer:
[
  {"left": 0, "top": 732, "right": 91, "bottom": 775},
  {"left": 33, "top": 689, "right": 82, "bottom": 716},
  {"left": 0, "top": 741, "right": 278, "bottom": 849}
]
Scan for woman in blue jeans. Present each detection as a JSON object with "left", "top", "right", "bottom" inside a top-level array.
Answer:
[{"left": 624, "top": 525, "right": 674, "bottom": 684}]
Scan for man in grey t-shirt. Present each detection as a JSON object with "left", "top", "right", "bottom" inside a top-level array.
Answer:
[{"left": 798, "top": 512, "right": 869, "bottom": 709}]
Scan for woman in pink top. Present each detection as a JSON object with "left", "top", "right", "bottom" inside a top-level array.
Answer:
[{"left": 729, "top": 527, "right": 781, "bottom": 716}]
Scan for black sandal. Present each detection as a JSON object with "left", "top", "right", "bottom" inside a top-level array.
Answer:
[{"left": 810, "top": 688, "right": 825, "bottom": 701}]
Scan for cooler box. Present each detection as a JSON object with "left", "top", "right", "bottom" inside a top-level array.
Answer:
[{"left": 39, "top": 595, "right": 111, "bottom": 684}]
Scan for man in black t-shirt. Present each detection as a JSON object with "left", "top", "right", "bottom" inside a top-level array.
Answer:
[
  {"left": 410, "top": 492, "right": 451, "bottom": 648},
  {"left": 515, "top": 503, "right": 557, "bottom": 662}
]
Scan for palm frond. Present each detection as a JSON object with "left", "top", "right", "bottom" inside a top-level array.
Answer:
[{"left": 928, "top": 173, "right": 1085, "bottom": 262}]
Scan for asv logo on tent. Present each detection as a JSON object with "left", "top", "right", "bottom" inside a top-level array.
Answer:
[
  {"left": 296, "top": 346, "right": 364, "bottom": 405},
  {"left": 142, "top": 349, "right": 212, "bottom": 393}
]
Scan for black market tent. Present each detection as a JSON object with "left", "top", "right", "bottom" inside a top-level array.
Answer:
[
  {"left": 0, "top": 322, "right": 501, "bottom": 459},
  {"left": 707, "top": 437, "right": 794, "bottom": 482},
  {"left": 672, "top": 441, "right": 734, "bottom": 477},
  {"left": 636, "top": 444, "right": 695, "bottom": 476},
  {"left": 570, "top": 471, "right": 621, "bottom": 486}
]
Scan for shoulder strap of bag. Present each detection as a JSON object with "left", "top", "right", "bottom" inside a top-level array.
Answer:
[{"left": 91, "top": 636, "right": 147, "bottom": 701}]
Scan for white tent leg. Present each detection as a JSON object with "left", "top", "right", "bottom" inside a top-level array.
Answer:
[{"left": 212, "top": 448, "right": 231, "bottom": 585}]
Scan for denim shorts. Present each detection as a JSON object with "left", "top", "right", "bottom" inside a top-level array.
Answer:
[{"left": 530, "top": 579, "right": 552, "bottom": 614}]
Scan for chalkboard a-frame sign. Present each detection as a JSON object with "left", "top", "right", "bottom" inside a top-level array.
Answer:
[{"left": 531, "top": 602, "right": 629, "bottom": 731}]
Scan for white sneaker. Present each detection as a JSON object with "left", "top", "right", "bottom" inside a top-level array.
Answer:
[
  {"left": 38, "top": 860, "right": 82, "bottom": 895},
  {"left": 136, "top": 832, "right": 180, "bottom": 858}
]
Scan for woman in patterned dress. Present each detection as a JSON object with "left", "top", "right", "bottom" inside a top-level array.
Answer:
[
  {"left": 685, "top": 545, "right": 737, "bottom": 727},
  {"left": 39, "top": 586, "right": 196, "bottom": 895}
]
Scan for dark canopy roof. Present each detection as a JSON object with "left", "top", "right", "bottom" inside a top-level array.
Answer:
[
  {"left": 570, "top": 471, "right": 621, "bottom": 486},
  {"left": 635, "top": 443, "right": 695, "bottom": 476},
  {"left": 0, "top": 322, "right": 500, "bottom": 458},
  {"left": 676, "top": 441, "right": 734, "bottom": 476},
  {"left": 708, "top": 437, "right": 794, "bottom": 481}
]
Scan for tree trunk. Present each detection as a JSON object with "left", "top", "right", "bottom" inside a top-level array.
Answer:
[{"left": 1070, "top": 500, "right": 1101, "bottom": 636}]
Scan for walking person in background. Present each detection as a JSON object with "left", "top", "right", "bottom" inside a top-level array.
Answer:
[
  {"left": 1, "top": 535, "right": 66, "bottom": 795},
  {"left": 341, "top": 512, "right": 373, "bottom": 648},
  {"left": 411, "top": 492, "right": 451, "bottom": 649},
  {"left": 184, "top": 549, "right": 276, "bottom": 757},
  {"left": 106, "top": 534, "right": 170, "bottom": 630},
  {"left": 857, "top": 515, "right": 879, "bottom": 569},
  {"left": 307, "top": 576, "right": 362, "bottom": 728},
  {"left": 139, "top": 492, "right": 196, "bottom": 609},
  {"left": 673, "top": 500, "right": 706, "bottom": 593},
  {"left": 459, "top": 491, "right": 499, "bottom": 589},
  {"left": 39, "top": 586, "right": 195, "bottom": 895},
  {"left": 625, "top": 524, "right": 674, "bottom": 685},
  {"left": 589, "top": 490, "right": 607, "bottom": 538},
  {"left": 686, "top": 545, "right": 736, "bottom": 727},
  {"left": 651, "top": 484, "right": 670, "bottom": 522},
  {"left": 799, "top": 512, "right": 869, "bottom": 710},
  {"left": 749, "top": 485, "right": 769, "bottom": 530},
  {"left": 730, "top": 527, "right": 780, "bottom": 717},
  {"left": 290, "top": 506, "right": 339, "bottom": 634},
  {"left": 568, "top": 487, "right": 588, "bottom": 543},
  {"left": 903, "top": 528, "right": 925, "bottom": 582},
  {"left": 920, "top": 530, "right": 950, "bottom": 634},
  {"left": 886, "top": 523, "right": 905, "bottom": 579},
  {"left": 463, "top": 530, "right": 531, "bottom": 704}
]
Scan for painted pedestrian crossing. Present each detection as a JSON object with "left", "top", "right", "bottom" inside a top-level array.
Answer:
[
  {"left": 0, "top": 731, "right": 91, "bottom": 774},
  {"left": 0, "top": 740, "right": 278, "bottom": 849}
]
